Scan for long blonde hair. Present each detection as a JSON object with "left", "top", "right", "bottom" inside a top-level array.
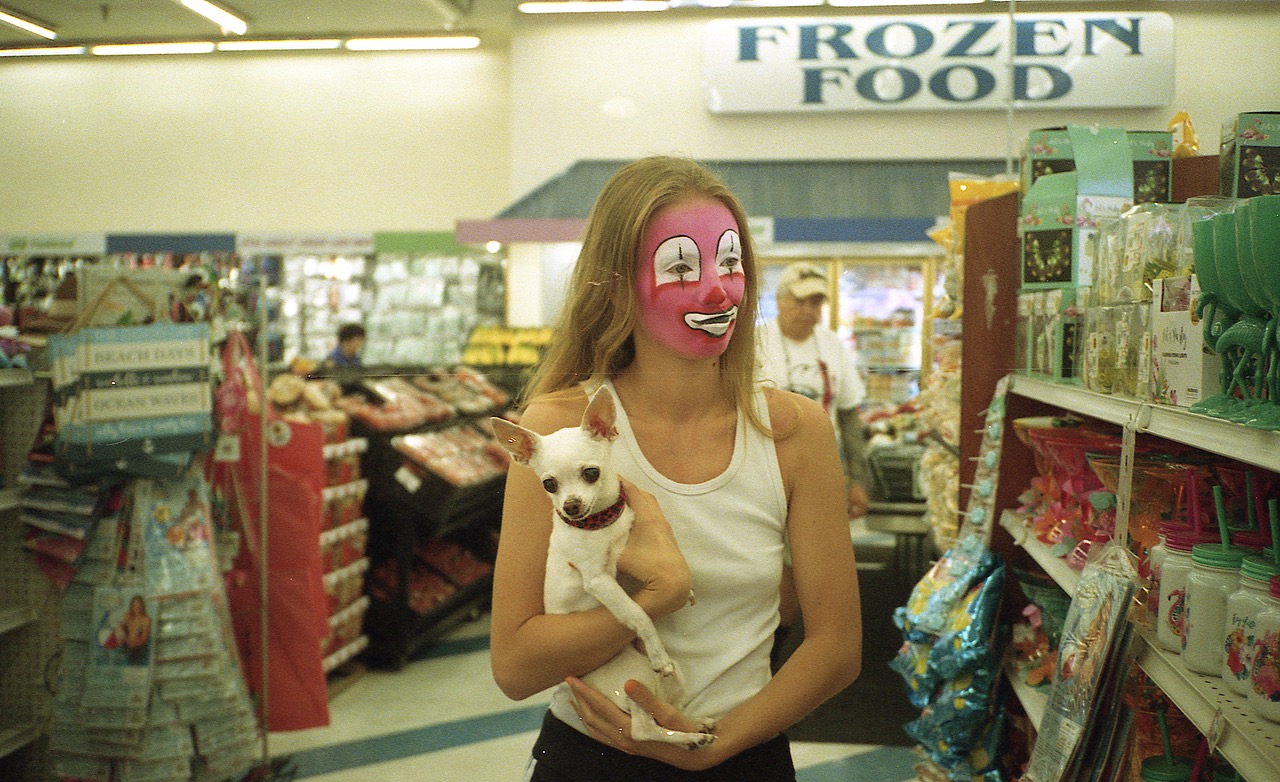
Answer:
[{"left": 523, "top": 156, "right": 764, "bottom": 430}]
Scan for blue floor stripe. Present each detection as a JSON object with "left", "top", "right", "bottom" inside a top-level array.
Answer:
[
  {"left": 796, "top": 745, "right": 918, "bottom": 782},
  {"left": 289, "top": 704, "right": 548, "bottom": 778}
]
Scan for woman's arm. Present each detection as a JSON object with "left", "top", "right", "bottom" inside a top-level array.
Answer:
[
  {"left": 568, "top": 389, "right": 862, "bottom": 770},
  {"left": 489, "top": 393, "right": 692, "bottom": 701}
]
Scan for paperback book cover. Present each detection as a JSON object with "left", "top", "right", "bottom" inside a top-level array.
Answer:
[
  {"left": 134, "top": 477, "right": 217, "bottom": 594},
  {"left": 86, "top": 586, "right": 156, "bottom": 712}
]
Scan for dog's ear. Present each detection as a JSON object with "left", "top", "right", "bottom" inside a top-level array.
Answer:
[
  {"left": 490, "top": 417, "right": 539, "bottom": 465},
  {"left": 582, "top": 388, "right": 618, "bottom": 442}
]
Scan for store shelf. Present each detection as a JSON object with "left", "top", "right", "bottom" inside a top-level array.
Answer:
[
  {"left": 0, "top": 606, "right": 36, "bottom": 636},
  {"left": 0, "top": 723, "right": 39, "bottom": 761},
  {"left": 323, "top": 635, "right": 369, "bottom": 674},
  {"left": 0, "top": 367, "right": 33, "bottom": 389},
  {"left": 319, "top": 517, "right": 369, "bottom": 549},
  {"left": 999, "top": 510, "right": 1081, "bottom": 597},
  {"left": 323, "top": 437, "right": 368, "bottom": 460},
  {"left": 0, "top": 487, "right": 21, "bottom": 513},
  {"left": 329, "top": 595, "right": 370, "bottom": 631},
  {"left": 322, "top": 478, "right": 370, "bottom": 504},
  {"left": 1004, "top": 656, "right": 1048, "bottom": 731},
  {"left": 1135, "top": 634, "right": 1280, "bottom": 782},
  {"left": 322, "top": 557, "right": 370, "bottom": 591},
  {"left": 1001, "top": 373, "right": 1280, "bottom": 782},
  {"left": 1007, "top": 375, "right": 1280, "bottom": 473}
]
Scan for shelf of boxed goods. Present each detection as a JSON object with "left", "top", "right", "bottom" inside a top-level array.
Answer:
[
  {"left": 321, "top": 556, "right": 371, "bottom": 672},
  {"left": 1003, "top": 375, "right": 1280, "bottom": 782},
  {"left": 319, "top": 455, "right": 371, "bottom": 678}
]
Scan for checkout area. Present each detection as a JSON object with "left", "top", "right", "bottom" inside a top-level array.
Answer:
[{"left": 861, "top": 442, "right": 933, "bottom": 585}]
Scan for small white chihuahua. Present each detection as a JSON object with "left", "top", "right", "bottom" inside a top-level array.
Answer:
[{"left": 491, "top": 388, "right": 716, "bottom": 749}]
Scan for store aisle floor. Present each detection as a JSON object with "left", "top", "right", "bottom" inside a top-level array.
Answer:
[
  {"left": 267, "top": 615, "right": 919, "bottom": 782},
  {"left": 267, "top": 522, "right": 921, "bottom": 781}
]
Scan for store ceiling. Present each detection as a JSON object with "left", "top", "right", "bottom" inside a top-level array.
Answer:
[{"left": 0, "top": 0, "right": 516, "bottom": 47}]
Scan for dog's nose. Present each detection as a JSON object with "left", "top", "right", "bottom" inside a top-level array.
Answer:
[{"left": 562, "top": 498, "right": 583, "bottom": 518}]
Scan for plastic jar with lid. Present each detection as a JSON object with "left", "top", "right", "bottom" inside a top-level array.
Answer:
[
  {"left": 1157, "top": 532, "right": 1201, "bottom": 653},
  {"left": 1147, "top": 525, "right": 1173, "bottom": 624},
  {"left": 1223, "top": 556, "right": 1280, "bottom": 696},
  {"left": 1183, "top": 543, "right": 1245, "bottom": 676},
  {"left": 1139, "top": 755, "right": 1193, "bottom": 782},
  {"left": 1147, "top": 522, "right": 1211, "bottom": 625},
  {"left": 1246, "top": 575, "right": 1280, "bottom": 723}
]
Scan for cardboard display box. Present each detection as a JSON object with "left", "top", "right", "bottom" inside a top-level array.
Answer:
[
  {"left": 1022, "top": 126, "right": 1173, "bottom": 204},
  {"left": 1018, "top": 287, "right": 1082, "bottom": 383},
  {"left": 1150, "top": 275, "right": 1222, "bottom": 408},
  {"left": 1220, "top": 111, "right": 1280, "bottom": 198}
]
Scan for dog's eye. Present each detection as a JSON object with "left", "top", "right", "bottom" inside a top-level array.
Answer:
[
  {"left": 582, "top": 467, "right": 600, "bottom": 483},
  {"left": 542, "top": 478, "right": 558, "bottom": 494}
]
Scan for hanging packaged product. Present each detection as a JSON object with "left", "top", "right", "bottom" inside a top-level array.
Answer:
[
  {"left": 48, "top": 275, "right": 213, "bottom": 463},
  {"left": 1024, "top": 542, "right": 1140, "bottom": 782}
]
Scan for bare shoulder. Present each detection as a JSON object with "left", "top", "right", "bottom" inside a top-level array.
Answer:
[
  {"left": 763, "top": 386, "right": 832, "bottom": 442},
  {"left": 519, "top": 387, "right": 590, "bottom": 435}
]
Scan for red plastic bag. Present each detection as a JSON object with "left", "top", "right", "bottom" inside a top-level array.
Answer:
[{"left": 212, "top": 331, "right": 330, "bottom": 731}]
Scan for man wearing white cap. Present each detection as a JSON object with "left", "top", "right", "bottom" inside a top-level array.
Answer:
[
  {"left": 757, "top": 262, "right": 872, "bottom": 518},
  {"left": 759, "top": 262, "right": 872, "bottom": 666}
]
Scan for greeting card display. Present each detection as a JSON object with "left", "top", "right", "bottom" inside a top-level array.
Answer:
[{"left": 48, "top": 475, "right": 261, "bottom": 782}]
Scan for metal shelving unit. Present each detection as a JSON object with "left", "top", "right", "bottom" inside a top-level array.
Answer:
[
  {"left": 1008, "top": 375, "right": 1280, "bottom": 474},
  {"left": 0, "top": 369, "right": 59, "bottom": 775},
  {"left": 1002, "top": 374, "right": 1280, "bottom": 782}
]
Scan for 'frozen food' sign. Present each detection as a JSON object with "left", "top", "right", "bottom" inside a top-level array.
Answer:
[{"left": 704, "top": 13, "right": 1174, "bottom": 113}]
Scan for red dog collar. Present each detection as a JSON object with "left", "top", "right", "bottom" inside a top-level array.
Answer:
[{"left": 560, "top": 488, "right": 627, "bottom": 530}]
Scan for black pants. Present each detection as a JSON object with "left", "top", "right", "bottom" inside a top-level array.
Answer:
[{"left": 528, "top": 710, "right": 796, "bottom": 782}]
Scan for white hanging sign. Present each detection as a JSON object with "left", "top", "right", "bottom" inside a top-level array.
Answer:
[
  {"left": 1, "top": 234, "right": 107, "bottom": 256},
  {"left": 236, "top": 233, "right": 375, "bottom": 256},
  {"left": 704, "top": 13, "right": 1174, "bottom": 113}
]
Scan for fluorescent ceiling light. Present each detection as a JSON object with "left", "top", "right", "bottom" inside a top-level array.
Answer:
[
  {"left": 218, "top": 39, "right": 342, "bottom": 51},
  {"left": 0, "top": 7, "right": 57, "bottom": 39},
  {"left": 179, "top": 0, "right": 248, "bottom": 36},
  {"left": 0, "top": 45, "right": 84, "bottom": 57},
  {"left": 670, "top": 0, "right": 822, "bottom": 6},
  {"left": 827, "top": 0, "right": 979, "bottom": 5},
  {"left": 518, "top": 1, "right": 670, "bottom": 13},
  {"left": 92, "top": 42, "right": 217, "bottom": 56},
  {"left": 344, "top": 36, "right": 480, "bottom": 51}
]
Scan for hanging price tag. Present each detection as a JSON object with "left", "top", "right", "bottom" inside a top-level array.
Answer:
[
  {"left": 214, "top": 434, "right": 241, "bottom": 463},
  {"left": 1115, "top": 403, "right": 1152, "bottom": 560}
]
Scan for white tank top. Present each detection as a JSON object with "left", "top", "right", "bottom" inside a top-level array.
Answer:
[{"left": 549, "top": 380, "right": 789, "bottom": 729}]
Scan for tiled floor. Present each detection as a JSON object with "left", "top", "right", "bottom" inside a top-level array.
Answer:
[{"left": 266, "top": 522, "right": 921, "bottom": 781}]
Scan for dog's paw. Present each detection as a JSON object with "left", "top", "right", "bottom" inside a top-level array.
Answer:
[
  {"left": 653, "top": 661, "right": 676, "bottom": 679},
  {"left": 685, "top": 732, "right": 717, "bottom": 751}
]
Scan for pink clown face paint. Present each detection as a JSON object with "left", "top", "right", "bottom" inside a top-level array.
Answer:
[{"left": 636, "top": 197, "right": 745, "bottom": 360}]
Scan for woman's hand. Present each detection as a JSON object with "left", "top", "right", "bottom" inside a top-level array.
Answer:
[
  {"left": 846, "top": 480, "right": 869, "bottom": 519},
  {"left": 566, "top": 677, "right": 724, "bottom": 771},
  {"left": 616, "top": 478, "right": 692, "bottom": 620}
]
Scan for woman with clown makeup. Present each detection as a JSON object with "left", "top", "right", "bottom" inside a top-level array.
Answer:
[{"left": 490, "top": 156, "right": 863, "bottom": 780}]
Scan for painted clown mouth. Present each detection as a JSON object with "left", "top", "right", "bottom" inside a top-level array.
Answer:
[{"left": 683, "top": 306, "right": 738, "bottom": 337}]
